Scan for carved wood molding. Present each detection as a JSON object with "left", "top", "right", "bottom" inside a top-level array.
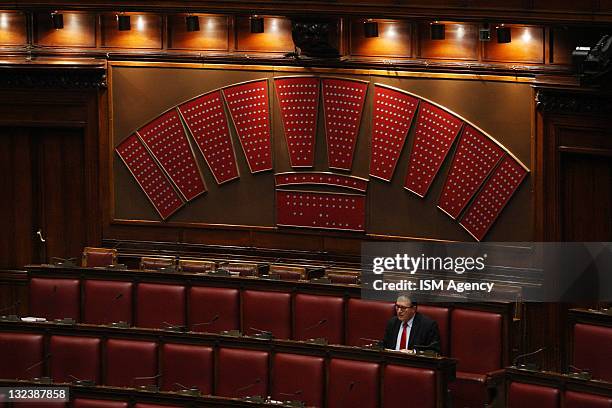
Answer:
[
  {"left": 0, "top": 68, "right": 107, "bottom": 89},
  {"left": 536, "top": 88, "right": 612, "bottom": 114}
]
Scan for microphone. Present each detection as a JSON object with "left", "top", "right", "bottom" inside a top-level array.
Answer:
[
  {"left": 513, "top": 347, "right": 545, "bottom": 370},
  {"left": 304, "top": 319, "right": 327, "bottom": 332},
  {"left": 568, "top": 365, "right": 592, "bottom": 380},
  {"left": 68, "top": 374, "right": 95, "bottom": 386},
  {"left": 359, "top": 337, "right": 384, "bottom": 349},
  {"left": 104, "top": 293, "right": 129, "bottom": 328},
  {"left": 25, "top": 353, "right": 52, "bottom": 382},
  {"left": 413, "top": 340, "right": 440, "bottom": 354},
  {"left": 173, "top": 382, "right": 200, "bottom": 396},
  {"left": 0, "top": 300, "right": 21, "bottom": 321},
  {"left": 249, "top": 327, "right": 273, "bottom": 340},
  {"left": 132, "top": 373, "right": 162, "bottom": 391},
  {"left": 191, "top": 314, "right": 220, "bottom": 330},
  {"left": 235, "top": 377, "right": 261, "bottom": 394},
  {"left": 51, "top": 257, "right": 78, "bottom": 267},
  {"left": 0, "top": 300, "right": 21, "bottom": 314},
  {"left": 162, "top": 321, "right": 187, "bottom": 332},
  {"left": 278, "top": 389, "right": 303, "bottom": 398}
]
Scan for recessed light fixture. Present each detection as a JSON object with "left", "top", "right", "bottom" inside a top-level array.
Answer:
[
  {"left": 186, "top": 15, "right": 200, "bottom": 32},
  {"left": 430, "top": 22, "right": 445, "bottom": 40},
  {"left": 364, "top": 19, "right": 379, "bottom": 38},
  {"left": 51, "top": 12, "right": 64, "bottom": 30},
  {"left": 250, "top": 15, "right": 264, "bottom": 34},
  {"left": 496, "top": 25, "right": 511, "bottom": 43},
  {"left": 117, "top": 14, "right": 131, "bottom": 31}
]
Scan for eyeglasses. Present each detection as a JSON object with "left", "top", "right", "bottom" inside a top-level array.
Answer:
[{"left": 395, "top": 304, "right": 414, "bottom": 311}]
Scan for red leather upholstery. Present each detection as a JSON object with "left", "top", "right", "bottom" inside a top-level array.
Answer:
[
  {"left": 49, "top": 335, "right": 101, "bottom": 384},
  {"left": 82, "top": 247, "right": 116, "bottom": 268},
  {"left": 161, "top": 343, "right": 213, "bottom": 394},
  {"left": 346, "top": 298, "right": 395, "bottom": 346},
  {"left": 327, "top": 358, "right": 379, "bottom": 408},
  {"left": 507, "top": 382, "right": 560, "bottom": 408},
  {"left": 0, "top": 332, "right": 44, "bottom": 379},
  {"left": 73, "top": 400, "right": 128, "bottom": 408},
  {"left": 565, "top": 390, "right": 612, "bottom": 408},
  {"left": 136, "top": 283, "right": 185, "bottom": 329},
  {"left": 383, "top": 365, "right": 436, "bottom": 408},
  {"left": 188, "top": 286, "right": 240, "bottom": 333},
  {"left": 242, "top": 290, "right": 291, "bottom": 339},
  {"left": 83, "top": 280, "right": 133, "bottom": 325},
  {"left": 105, "top": 339, "right": 158, "bottom": 387},
  {"left": 29, "top": 277, "right": 80, "bottom": 321},
  {"left": 418, "top": 305, "right": 450, "bottom": 355},
  {"left": 573, "top": 323, "right": 612, "bottom": 382},
  {"left": 272, "top": 353, "right": 325, "bottom": 407},
  {"left": 216, "top": 348, "right": 269, "bottom": 398},
  {"left": 294, "top": 293, "right": 344, "bottom": 344},
  {"left": 449, "top": 372, "right": 488, "bottom": 408}
]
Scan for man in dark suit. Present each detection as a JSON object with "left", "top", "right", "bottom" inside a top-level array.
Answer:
[{"left": 383, "top": 295, "right": 441, "bottom": 353}]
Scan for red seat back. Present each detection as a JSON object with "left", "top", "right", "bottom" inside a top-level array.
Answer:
[
  {"left": 0, "top": 332, "right": 44, "bottom": 379},
  {"left": 294, "top": 293, "right": 344, "bottom": 344},
  {"left": 327, "top": 358, "right": 379, "bottom": 408},
  {"left": 383, "top": 365, "right": 436, "bottom": 408},
  {"left": 507, "top": 382, "right": 560, "bottom": 408},
  {"left": 105, "top": 339, "right": 158, "bottom": 387},
  {"left": 136, "top": 283, "right": 185, "bottom": 329},
  {"left": 346, "top": 298, "right": 395, "bottom": 346},
  {"left": 242, "top": 290, "right": 291, "bottom": 339},
  {"left": 565, "top": 390, "right": 612, "bottom": 408},
  {"left": 418, "top": 305, "right": 450, "bottom": 355},
  {"left": 451, "top": 308, "right": 502, "bottom": 373},
  {"left": 29, "top": 277, "right": 80, "bottom": 321},
  {"left": 161, "top": 343, "right": 213, "bottom": 394},
  {"left": 216, "top": 348, "right": 269, "bottom": 398},
  {"left": 573, "top": 323, "right": 612, "bottom": 382},
  {"left": 188, "top": 286, "right": 239, "bottom": 333},
  {"left": 83, "top": 280, "right": 133, "bottom": 325},
  {"left": 49, "top": 335, "right": 101, "bottom": 384},
  {"left": 272, "top": 353, "right": 325, "bottom": 407},
  {"left": 73, "top": 400, "right": 128, "bottom": 408}
]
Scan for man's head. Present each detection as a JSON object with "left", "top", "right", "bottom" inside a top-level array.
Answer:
[{"left": 395, "top": 295, "right": 417, "bottom": 322}]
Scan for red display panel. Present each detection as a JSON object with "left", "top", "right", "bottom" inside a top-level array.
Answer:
[
  {"left": 460, "top": 156, "right": 528, "bottom": 241},
  {"left": 274, "top": 77, "right": 320, "bottom": 168},
  {"left": 222, "top": 79, "right": 272, "bottom": 173},
  {"left": 178, "top": 90, "right": 240, "bottom": 185},
  {"left": 370, "top": 85, "right": 419, "bottom": 181},
  {"left": 115, "top": 134, "right": 183, "bottom": 220},
  {"left": 404, "top": 102, "right": 463, "bottom": 197},
  {"left": 437, "top": 125, "right": 504, "bottom": 219},
  {"left": 276, "top": 190, "right": 366, "bottom": 232},
  {"left": 137, "top": 109, "right": 206, "bottom": 201},
  {"left": 275, "top": 172, "right": 368, "bottom": 192},
  {"left": 322, "top": 78, "right": 368, "bottom": 171}
]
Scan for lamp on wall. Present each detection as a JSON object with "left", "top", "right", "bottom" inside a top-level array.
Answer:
[
  {"left": 250, "top": 15, "right": 264, "bottom": 33},
  {"left": 430, "top": 22, "right": 445, "bottom": 40},
  {"left": 51, "top": 12, "right": 64, "bottom": 29},
  {"left": 117, "top": 14, "right": 131, "bottom": 31},
  {"left": 496, "top": 25, "right": 511, "bottom": 43},
  {"left": 186, "top": 15, "right": 200, "bottom": 32},
  {"left": 364, "top": 19, "right": 378, "bottom": 38}
]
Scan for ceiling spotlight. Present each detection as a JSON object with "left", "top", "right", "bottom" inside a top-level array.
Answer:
[
  {"left": 430, "top": 22, "right": 445, "bottom": 40},
  {"left": 497, "top": 25, "right": 511, "bottom": 43},
  {"left": 479, "top": 23, "right": 491, "bottom": 41},
  {"left": 51, "top": 12, "right": 64, "bottom": 29},
  {"left": 250, "top": 16, "right": 264, "bottom": 34},
  {"left": 117, "top": 14, "right": 131, "bottom": 31},
  {"left": 364, "top": 20, "right": 378, "bottom": 38},
  {"left": 186, "top": 15, "right": 200, "bottom": 32}
]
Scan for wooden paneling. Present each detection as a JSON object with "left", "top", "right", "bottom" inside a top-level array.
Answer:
[
  {"left": 101, "top": 13, "right": 162, "bottom": 49},
  {"left": 168, "top": 14, "right": 229, "bottom": 50},
  {"left": 0, "top": 11, "right": 27, "bottom": 46},
  {"left": 235, "top": 16, "right": 294, "bottom": 53},
  {"left": 533, "top": 0, "right": 595, "bottom": 11},
  {"left": 350, "top": 19, "right": 411, "bottom": 58},
  {"left": 483, "top": 25, "right": 545, "bottom": 64},
  {"left": 552, "top": 27, "right": 610, "bottom": 65},
  {"left": 418, "top": 22, "right": 478, "bottom": 60},
  {"left": 35, "top": 12, "right": 96, "bottom": 48}
]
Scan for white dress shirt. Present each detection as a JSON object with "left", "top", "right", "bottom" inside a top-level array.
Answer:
[{"left": 394, "top": 315, "right": 415, "bottom": 350}]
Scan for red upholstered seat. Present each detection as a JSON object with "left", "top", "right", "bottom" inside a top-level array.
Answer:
[
  {"left": 105, "top": 339, "right": 158, "bottom": 387},
  {"left": 507, "top": 382, "right": 560, "bottom": 408},
  {"left": 83, "top": 280, "right": 133, "bottom": 325},
  {"left": 449, "top": 308, "right": 503, "bottom": 408},
  {"left": 272, "top": 353, "right": 325, "bottom": 407},
  {"left": 216, "top": 348, "right": 269, "bottom": 398},
  {"left": 573, "top": 323, "right": 612, "bottom": 382},
  {"left": 294, "top": 293, "right": 344, "bottom": 344},
  {"left": 242, "top": 290, "right": 291, "bottom": 339},
  {"left": 73, "top": 399, "right": 128, "bottom": 408},
  {"left": 161, "top": 343, "right": 213, "bottom": 394},
  {"left": 346, "top": 298, "right": 395, "bottom": 346},
  {"left": 418, "top": 305, "right": 450, "bottom": 355},
  {"left": 49, "top": 335, "right": 101, "bottom": 384},
  {"left": 188, "top": 286, "right": 240, "bottom": 333},
  {"left": 29, "top": 277, "right": 80, "bottom": 321},
  {"left": 565, "top": 390, "right": 612, "bottom": 408},
  {"left": 327, "top": 358, "right": 379, "bottom": 408},
  {"left": 136, "top": 283, "right": 185, "bottom": 329},
  {"left": 0, "top": 332, "right": 44, "bottom": 379},
  {"left": 383, "top": 365, "right": 436, "bottom": 408}
]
